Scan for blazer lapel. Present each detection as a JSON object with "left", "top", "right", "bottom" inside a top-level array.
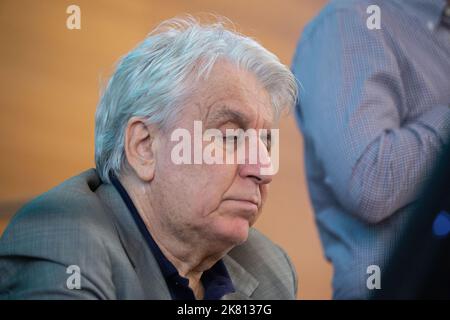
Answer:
[
  {"left": 222, "top": 254, "right": 259, "bottom": 300},
  {"left": 96, "top": 183, "right": 172, "bottom": 299}
]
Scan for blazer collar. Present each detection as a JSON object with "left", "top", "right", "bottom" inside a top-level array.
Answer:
[
  {"left": 222, "top": 255, "right": 259, "bottom": 299},
  {"left": 96, "top": 181, "right": 172, "bottom": 299}
]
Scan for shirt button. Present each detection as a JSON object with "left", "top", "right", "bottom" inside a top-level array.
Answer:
[{"left": 427, "top": 21, "right": 435, "bottom": 30}]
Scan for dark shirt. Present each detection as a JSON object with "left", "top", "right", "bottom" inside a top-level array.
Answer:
[{"left": 110, "top": 174, "right": 235, "bottom": 300}]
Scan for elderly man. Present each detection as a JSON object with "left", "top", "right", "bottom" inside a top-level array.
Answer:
[{"left": 0, "top": 17, "right": 298, "bottom": 300}]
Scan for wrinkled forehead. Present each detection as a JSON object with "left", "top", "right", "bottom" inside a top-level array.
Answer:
[{"left": 185, "top": 62, "right": 275, "bottom": 129}]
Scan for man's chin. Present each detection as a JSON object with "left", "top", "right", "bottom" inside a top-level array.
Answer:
[{"left": 215, "top": 218, "right": 251, "bottom": 246}]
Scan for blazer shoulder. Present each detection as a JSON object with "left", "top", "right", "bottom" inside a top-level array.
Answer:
[
  {"left": 0, "top": 170, "right": 129, "bottom": 299},
  {"left": 0, "top": 169, "right": 116, "bottom": 259}
]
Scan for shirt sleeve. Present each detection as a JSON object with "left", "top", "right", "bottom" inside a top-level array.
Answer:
[{"left": 292, "top": 6, "right": 450, "bottom": 224}]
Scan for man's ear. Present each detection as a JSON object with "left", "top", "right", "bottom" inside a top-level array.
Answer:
[{"left": 124, "top": 117, "right": 158, "bottom": 182}]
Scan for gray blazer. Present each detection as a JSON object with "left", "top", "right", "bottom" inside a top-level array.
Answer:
[{"left": 0, "top": 169, "right": 297, "bottom": 299}]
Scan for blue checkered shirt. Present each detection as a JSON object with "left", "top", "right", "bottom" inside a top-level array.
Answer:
[{"left": 292, "top": 0, "right": 450, "bottom": 299}]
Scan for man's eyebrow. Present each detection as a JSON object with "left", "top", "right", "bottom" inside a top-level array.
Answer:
[{"left": 206, "top": 107, "right": 251, "bottom": 128}]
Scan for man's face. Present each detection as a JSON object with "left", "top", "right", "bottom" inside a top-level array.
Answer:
[{"left": 151, "top": 61, "right": 275, "bottom": 248}]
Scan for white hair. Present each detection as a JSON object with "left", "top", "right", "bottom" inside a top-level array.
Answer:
[{"left": 95, "top": 15, "right": 298, "bottom": 183}]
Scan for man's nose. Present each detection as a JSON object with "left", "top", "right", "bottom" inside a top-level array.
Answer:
[{"left": 238, "top": 140, "right": 274, "bottom": 184}]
